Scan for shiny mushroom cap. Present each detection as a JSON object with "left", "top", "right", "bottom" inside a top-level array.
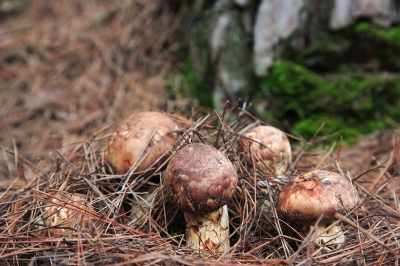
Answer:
[
  {"left": 164, "top": 143, "right": 238, "bottom": 215},
  {"left": 277, "top": 170, "right": 360, "bottom": 223},
  {"left": 239, "top": 125, "right": 292, "bottom": 175},
  {"left": 105, "top": 111, "right": 179, "bottom": 174}
]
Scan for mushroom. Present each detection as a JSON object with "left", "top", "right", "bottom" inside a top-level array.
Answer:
[
  {"left": 129, "top": 186, "right": 157, "bottom": 223},
  {"left": 239, "top": 125, "right": 292, "bottom": 177},
  {"left": 105, "top": 111, "right": 179, "bottom": 222},
  {"left": 276, "top": 170, "right": 360, "bottom": 246},
  {"left": 238, "top": 125, "right": 292, "bottom": 212},
  {"left": 35, "top": 192, "right": 92, "bottom": 236},
  {"left": 105, "top": 111, "right": 179, "bottom": 175},
  {"left": 164, "top": 143, "right": 238, "bottom": 253}
]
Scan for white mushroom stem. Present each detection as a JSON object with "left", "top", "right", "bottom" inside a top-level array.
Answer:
[
  {"left": 303, "top": 220, "right": 345, "bottom": 246},
  {"left": 130, "top": 187, "right": 157, "bottom": 223},
  {"left": 184, "top": 205, "right": 230, "bottom": 253}
]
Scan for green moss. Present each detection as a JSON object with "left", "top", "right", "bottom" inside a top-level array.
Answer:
[
  {"left": 284, "top": 21, "right": 400, "bottom": 72},
  {"left": 260, "top": 61, "right": 330, "bottom": 121},
  {"left": 356, "top": 22, "right": 400, "bottom": 48},
  {"left": 295, "top": 38, "right": 350, "bottom": 70},
  {"left": 260, "top": 61, "right": 400, "bottom": 144},
  {"left": 293, "top": 115, "right": 361, "bottom": 145},
  {"left": 354, "top": 22, "right": 400, "bottom": 70},
  {"left": 165, "top": 58, "right": 214, "bottom": 109},
  {"left": 167, "top": 18, "right": 400, "bottom": 146},
  {"left": 259, "top": 21, "right": 400, "bottom": 145},
  {"left": 0, "top": 0, "right": 25, "bottom": 13}
]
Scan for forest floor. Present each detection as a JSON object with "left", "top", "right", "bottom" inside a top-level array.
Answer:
[
  {"left": 0, "top": 1, "right": 399, "bottom": 265},
  {"left": 0, "top": 0, "right": 186, "bottom": 180}
]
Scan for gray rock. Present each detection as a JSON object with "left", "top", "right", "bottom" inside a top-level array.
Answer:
[
  {"left": 253, "top": 0, "right": 303, "bottom": 76},
  {"left": 330, "top": 0, "right": 394, "bottom": 28},
  {"left": 211, "top": 10, "right": 252, "bottom": 110},
  {"left": 234, "top": 0, "right": 249, "bottom": 7}
]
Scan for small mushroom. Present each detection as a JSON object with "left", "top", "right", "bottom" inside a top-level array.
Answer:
[
  {"left": 239, "top": 125, "right": 292, "bottom": 213},
  {"left": 105, "top": 111, "right": 179, "bottom": 175},
  {"left": 129, "top": 186, "right": 157, "bottom": 223},
  {"left": 239, "top": 125, "right": 292, "bottom": 176},
  {"left": 164, "top": 143, "right": 238, "bottom": 253},
  {"left": 35, "top": 192, "right": 92, "bottom": 236},
  {"left": 276, "top": 170, "right": 360, "bottom": 246}
]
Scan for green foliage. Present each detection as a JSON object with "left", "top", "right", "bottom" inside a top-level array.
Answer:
[
  {"left": 165, "top": 7, "right": 217, "bottom": 110},
  {"left": 295, "top": 38, "right": 350, "bottom": 70},
  {"left": 356, "top": 22, "right": 400, "bottom": 48},
  {"left": 0, "top": 0, "right": 24, "bottom": 13},
  {"left": 354, "top": 22, "right": 400, "bottom": 70},
  {"left": 259, "top": 21, "right": 400, "bottom": 145},
  {"left": 260, "top": 61, "right": 400, "bottom": 144},
  {"left": 165, "top": 58, "right": 214, "bottom": 109},
  {"left": 167, "top": 19, "right": 400, "bottom": 146}
]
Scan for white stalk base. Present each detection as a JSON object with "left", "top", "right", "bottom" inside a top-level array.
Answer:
[
  {"left": 184, "top": 205, "right": 230, "bottom": 253},
  {"left": 130, "top": 187, "right": 156, "bottom": 223},
  {"left": 303, "top": 221, "right": 345, "bottom": 247}
]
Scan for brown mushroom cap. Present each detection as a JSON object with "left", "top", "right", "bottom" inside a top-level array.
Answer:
[
  {"left": 36, "top": 193, "right": 92, "bottom": 236},
  {"left": 164, "top": 143, "right": 238, "bottom": 215},
  {"left": 105, "top": 111, "right": 179, "bottom": 174},
  {"left": 276, "top": 170, "right": 360, "bottom": 223},
  {"left": 239, "top": 125, "right": 292, "bottom": 174}
]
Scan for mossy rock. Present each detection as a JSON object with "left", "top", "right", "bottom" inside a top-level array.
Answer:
[
  {"left": 354, "top": 22, "right": 400, "bottom": 70},
  {"left": 283, "top": 21, "right": 400, "bottom": 73},
  {"left": 167, "top": 16, "right": 400, "bottom": 146},
  {"left": 258, "top": 21, "right": 400, "bottom": 145},
  {"left": 259, "top": 61, "right": 400, "bottom": 145},
  {"left": 290, "top": 37, "right": 350, "bottom": 72}
]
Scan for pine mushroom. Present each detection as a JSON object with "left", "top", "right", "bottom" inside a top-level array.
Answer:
[
  {"left": 239, "top": 125, "right": 292, "bottom": 176},
  {"left": 129, "top": 186, "right": 157, "bottom": 223},
  {"left": 164, "top": 143, "right": 238, "bottom": 253},
  {"left": 105, "top": 111, "right": 179, "bottom": 175},
  {"left": 105, "top": 112, "right": 179, "bottom": 221},
  {"left": 35, "top": 192, "right": 92, "bottom": 236},
  {"left": 239, "top": 125, "right": 292, "bottom": 213},
  {"left": 276, "top": 170, "right": 360, "bottom": 246}
]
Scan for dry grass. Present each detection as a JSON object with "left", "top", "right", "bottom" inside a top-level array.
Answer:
[
  {"left": 0, "top": 104, "right": 399, "bottom": 265},
  {"left": 1, "top": 1, "right": 400, "bottom": 265},
  {"left": 0, "top": 0, "right": 186, "bottom": 180}
]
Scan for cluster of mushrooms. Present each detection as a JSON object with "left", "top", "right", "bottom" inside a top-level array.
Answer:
[{"left": 35, "top": 111, "right": 360, "bottom": 254}]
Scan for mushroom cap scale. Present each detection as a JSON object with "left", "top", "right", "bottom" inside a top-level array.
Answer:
[
  {"left": 277, "top": 170, "right": 359, "bottom": 223},
  {"left": 164, "top": 143, "right": 238, "bottom": 215},
  {"left": 105, "top": 111, "right": 179, "bottom": 174},
  {"left": 35, "top": 193, "right": 92, "bottom": 236},
  {"left": 239, "top": 125, "right": 291, "bottom": 174}
]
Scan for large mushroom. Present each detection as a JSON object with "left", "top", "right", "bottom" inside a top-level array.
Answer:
[
  {"left": 105, "top": 111, "right": 179, "bottom": 222},
  {"left": 164, "top": 143, "right": 238, "bottom": 253},
  {"left": 105, "top": 111, "right": 179, "bottom": 175},
  {"left": 239, "top": 125, "right": 292, "bottom": 176},
  {"left": 276, "top": 170, "right": 360, "bottom": 246}
]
